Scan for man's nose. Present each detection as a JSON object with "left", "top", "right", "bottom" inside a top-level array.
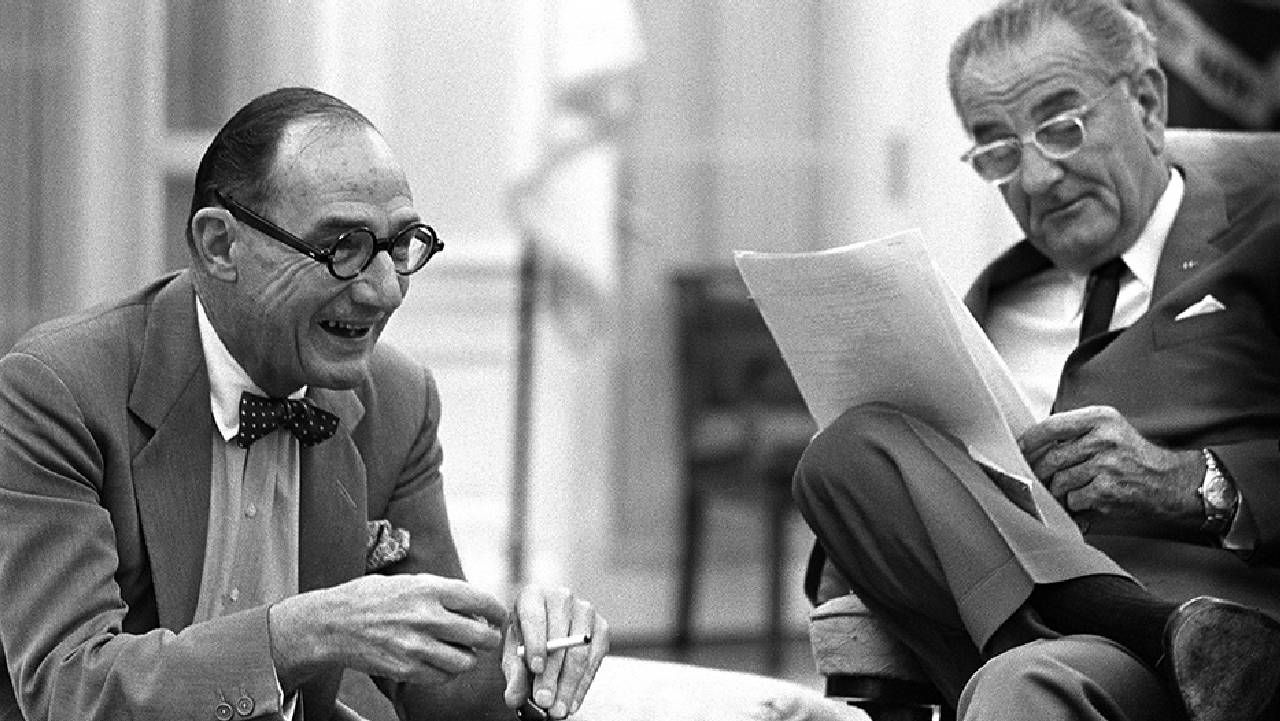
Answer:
[
  {"left": 1013, "top": 142, "right": 1064, "bottom": 194},
  {"left": 351, "top": 251, "right": 406, "bottom": 308}
]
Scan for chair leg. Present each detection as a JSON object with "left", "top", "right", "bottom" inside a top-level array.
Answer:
[
  {"left": 674, "top": 471, "right": 704, "bottom": 657},
  {"left": 765, "top": 469, "right": 789, "bottom": 675}
]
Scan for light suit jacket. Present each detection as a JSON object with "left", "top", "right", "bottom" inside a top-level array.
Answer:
[
  {"left": 0, "top": 271, "right": 506, "bottom": 720},
  {"left": 966, "top": 137, "right": 1280, "bottom": 606}
]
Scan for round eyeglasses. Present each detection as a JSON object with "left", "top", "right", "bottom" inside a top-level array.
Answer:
[
  {"left": 214, "top": 190, "right": 443, "bottom": 280},
  {"left": 960, "top": 80, "right": 1124, "bottom": 185}
]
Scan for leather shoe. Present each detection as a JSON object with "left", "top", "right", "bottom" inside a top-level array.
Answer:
[{"left": 1163, "top": 596, "right": 1280, "bottom": 721}]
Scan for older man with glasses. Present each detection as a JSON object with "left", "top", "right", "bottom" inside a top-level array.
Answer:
[
  {"left": 793, "top": 1, "right": 1280, "bottom": 720},
  {"left": 0, "top": 86, "right": 607, "bottom": 721}
]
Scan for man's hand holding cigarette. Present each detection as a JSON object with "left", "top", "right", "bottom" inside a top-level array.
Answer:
[{"left": 501, "top": 585, "right": 610, "bottom": 719}]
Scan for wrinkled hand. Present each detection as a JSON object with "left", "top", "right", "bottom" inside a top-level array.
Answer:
[
  {"left": 1017, "top": 405, "right": 1203, "bottom": 526},
  {"left": 269, "top": 574, "right": 507, "bottom": 690},
  {"left": 501, "top": 585, "right": 608, "bottom": 719}
]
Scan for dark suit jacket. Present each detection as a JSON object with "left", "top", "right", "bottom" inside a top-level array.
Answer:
[
  {"left": 966, "top": 150, "right": 1280, "bottom": 589},
  {"left": 0, "top": 272, "right": 503, "bottom": 720}
]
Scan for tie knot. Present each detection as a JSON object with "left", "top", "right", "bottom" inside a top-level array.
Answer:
[
  {"left": 233, "top": 392, "right": 339, "bottom": 449},
  {"left": 1090, "top": 256, "right": 1127, "bottom": 282}
]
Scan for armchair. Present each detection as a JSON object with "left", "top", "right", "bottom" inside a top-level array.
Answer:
[{"left": 804, "top": 129, "right": 1280, "bottom": 721}]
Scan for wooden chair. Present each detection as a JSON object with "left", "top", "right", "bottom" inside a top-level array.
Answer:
[
  {"left": 672, "top": 267, "right": 815, "bottom": 674},
  {"left": 804, "top": 129, "right": 1280, "bottom": 721}
]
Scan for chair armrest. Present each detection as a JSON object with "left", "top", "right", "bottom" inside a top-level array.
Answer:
[
  {"left": 809, "top": 594, "right": 950, "bottom": 719},
  {"left": 809, "top": 594, "right": 930, "bottom": 684}
]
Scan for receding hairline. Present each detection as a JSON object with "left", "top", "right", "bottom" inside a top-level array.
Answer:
[
  {"left": 255, "top": 114, "right": 386, "bottom": 209},
  {"left": 951, "top": 19, "right": 1108, "bottom": 108},
  {"left": 946, "top": 0, "right": 1158, "bottom": 121}
]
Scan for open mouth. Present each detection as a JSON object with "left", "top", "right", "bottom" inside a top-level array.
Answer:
[{"left": 319, "top": 320, "right": 373, "bottom": 339}]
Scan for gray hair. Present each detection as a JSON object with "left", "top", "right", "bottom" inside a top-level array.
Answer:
[{"left": 947, "top": 0, "right": 1158, "bottom": 115}]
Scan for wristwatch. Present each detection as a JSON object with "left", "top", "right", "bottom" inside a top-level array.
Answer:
[{"left": 1198, "top": 449, "right": 1239, "bottom": 536}]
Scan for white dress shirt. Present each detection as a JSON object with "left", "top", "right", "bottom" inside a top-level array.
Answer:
[{"left": 195, "top": 298, "right": 300, "bottom": 719}]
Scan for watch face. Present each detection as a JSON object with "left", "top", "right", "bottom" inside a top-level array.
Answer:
[{"left": 1204, "top": 473, "right": 1231, "bottom": 509}]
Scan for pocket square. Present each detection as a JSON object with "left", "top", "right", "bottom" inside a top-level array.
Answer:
[
  {"left": 365, "top": 519, "right": 410, "bottom": 571},
  {"left": 1174, "top": 294, "right": 1226, "bottom": 321}
]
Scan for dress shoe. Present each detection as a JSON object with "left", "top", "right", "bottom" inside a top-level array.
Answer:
[{"left": 1163, "top": 596, "right": 1280, "bottom": 721}]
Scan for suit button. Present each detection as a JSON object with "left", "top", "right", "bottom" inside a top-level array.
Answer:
[
  {"left": 235, "top": 693, "right": 255, "bottom": 717},
  {"left": 215, "top": 702, "right": 234, "bottom": 721}
]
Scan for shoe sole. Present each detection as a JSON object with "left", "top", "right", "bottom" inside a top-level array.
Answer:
[{"left": 1168, "top": 597, "right": 1280, "bottom": 721}]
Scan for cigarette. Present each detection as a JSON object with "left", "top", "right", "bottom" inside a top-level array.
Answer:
[{"left": 516, "top": 633, "right": 592, "bottom": 657}]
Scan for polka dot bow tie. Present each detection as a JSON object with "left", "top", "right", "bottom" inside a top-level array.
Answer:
[{"left": 232, "top": 392, "right": 339, "bottom": 449}]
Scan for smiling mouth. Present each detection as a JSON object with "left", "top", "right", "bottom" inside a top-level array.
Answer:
[{"left": 319, "top": 320, "right": 373, "bottom": 339}]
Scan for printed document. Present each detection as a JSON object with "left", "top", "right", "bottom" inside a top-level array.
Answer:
[{"left": 734, "top": 230, "right": 1041, "bottom": 517}]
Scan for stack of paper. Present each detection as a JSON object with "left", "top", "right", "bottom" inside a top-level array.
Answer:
[{"left": 734, "top": 230, "right": 1040, "bottom": 516}]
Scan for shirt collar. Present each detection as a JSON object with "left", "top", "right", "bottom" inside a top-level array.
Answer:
[
  {"left": 195, "top": 297, "right": 305, "bottom": 442},
  {"left": 1059, "top": 166, "right": 1182, "bottom": 318},
  {"left": 1119, "top": 166, "right": 1183, "bottom": 294}
]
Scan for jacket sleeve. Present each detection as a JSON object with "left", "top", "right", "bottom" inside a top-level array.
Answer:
[
  {"left": 354, "top": 353, "right": 513, "bottom": 721},
  {"left": 0, "top": 351, "right": 287, "bottom": 721}
]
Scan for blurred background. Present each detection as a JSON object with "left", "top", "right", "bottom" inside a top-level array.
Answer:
[{"left": 2, "top": 0, "right": 1277, "bottom": 691}]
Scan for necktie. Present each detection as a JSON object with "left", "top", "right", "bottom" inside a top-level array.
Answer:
[
  {"left": 1078, "top": 257, "right": 1127, "bottom": 342},
  {"left": 233, "top": 392, "right": 339, "bottom": 449}
]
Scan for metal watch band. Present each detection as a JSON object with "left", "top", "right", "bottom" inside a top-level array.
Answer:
[{"left": 1198, "top": 449, "right": 1238, "bottom": 536}]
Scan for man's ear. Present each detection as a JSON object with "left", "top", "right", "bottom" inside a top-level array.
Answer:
[
  {"left": 1131, "top": 65, "right": 1168, "bottom": 154},
  {"left": 190, "top": 207, "right": 239, "bottom": 281}
]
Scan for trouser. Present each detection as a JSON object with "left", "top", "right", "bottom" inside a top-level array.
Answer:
[
  {"left": 958, "top": 636, "right": 1175, "bottom": 721},
  {"left": 792, "top": 403, "right": 1279, "bottom": 719}
]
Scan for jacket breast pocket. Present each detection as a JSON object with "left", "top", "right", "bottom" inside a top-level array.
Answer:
[{"left": 1153, "top": 309, "right": 1263, "bottom": 349}]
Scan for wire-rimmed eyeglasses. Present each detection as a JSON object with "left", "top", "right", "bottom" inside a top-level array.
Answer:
[
  {"left": 214, "top": 190, "right": 443, "bottom": 280},
  {"left": 961, "top": 79, "right": 1125, "bottom": 185}
]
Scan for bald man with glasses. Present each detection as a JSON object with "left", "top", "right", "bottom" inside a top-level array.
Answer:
[
  {"left": 0, "top": 87, "right": 607, "bottom": 721},
  {"left": 793, "top": 1, "right": 1280, "bottom": 720}
]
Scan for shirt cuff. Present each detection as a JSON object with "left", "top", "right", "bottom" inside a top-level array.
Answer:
[{"left": 1222, "top": 493, "right": 1257, "bottom": 552}]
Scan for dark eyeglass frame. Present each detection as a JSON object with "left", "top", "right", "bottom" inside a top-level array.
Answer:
[
  {"left": 213, "top": 190, "right": 443, "bottom": 280},
  {"left": 960, "top": 78, "right": 1126, "bottom": 185}
]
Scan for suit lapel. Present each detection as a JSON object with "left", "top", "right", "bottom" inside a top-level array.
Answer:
[
  {"left": 299, "top": 387, "right": 368, "bottom": 591},
  {"left": 1151, "top": 162, "right": 1229, "bottom": 302},
  {"left": 128, "top": 273, "right": 214, "bottom": 632},
  {"left": 128, "top": 273, "right": 373, "bottom": 626},
  {"left": 1054, "top": 163, "right": 1236, "bottom": 412}
]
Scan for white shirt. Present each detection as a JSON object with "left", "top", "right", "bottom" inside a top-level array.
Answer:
[
  {"left": 195, "top": 298, "right": 300, "bottom": 719},
  {"left": 986, "top": 168, "right": 1184, "bottom": 420}
]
